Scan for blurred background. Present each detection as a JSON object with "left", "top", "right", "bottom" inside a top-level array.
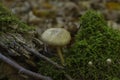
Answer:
[{"left": 1, "top": 0, "right": 120, "bottom": 35}]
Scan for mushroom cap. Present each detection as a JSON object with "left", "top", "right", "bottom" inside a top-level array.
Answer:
[{"left": 41, "top": 28, "right": 71, "bottom": 46}]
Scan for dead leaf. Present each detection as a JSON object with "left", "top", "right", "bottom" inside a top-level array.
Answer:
[
  {"left": 42, "top": 2, "right": 53, "bottom": 9},
  {"left": 32, "top": 9, "right": 56, "bottom": 18},
  {"left": 105, "top": 2, "right": 120, "bottom": 10}
]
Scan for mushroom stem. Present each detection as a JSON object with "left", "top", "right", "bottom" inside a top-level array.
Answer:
[{"left": 57, "top": 47, "right": 65, "bottom": 66}]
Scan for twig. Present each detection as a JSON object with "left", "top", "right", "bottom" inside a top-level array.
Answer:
[
  {"left": 64, "top": 73, "right": 74, "bottom": 80},
  {"left": 0, "top": 53, "right": 52, "bottom": 80},
  {"left": 22, "top": 44, "right": 64, "bottom": 69},
  {"left": 0, "top": 41, "right": 16, "bottom": 56},
  {"left": 22, "top": 44, "right": 75, "bottom": 80},
  {"left": 20, "top": 43, "right": 75, "bottom": 80},
  {"left": 9, "top": 33, "right": 64, "bottom": 70},
  {"left": 10, "top": 34, "right": 74, "bottom": 80}
]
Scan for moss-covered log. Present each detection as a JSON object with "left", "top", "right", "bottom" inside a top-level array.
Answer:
[
  {"left": 0, "top": 3, "right": 52, "bottom": 80},
  {"left": 0, "top": 2, "right": 36, "bottom": 80}
]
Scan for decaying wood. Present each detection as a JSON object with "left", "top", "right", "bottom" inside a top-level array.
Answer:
[
  {"left": 23, "top": 44, "right": 64, "bottom": 69},
  {"left": 11, "top": 34, "right": 64, "bottom": 69},
  {"left": 0, "top": 33, "right": 74, "bottom": 80},
  {"left": 0, "top": 52, "right": 52, "bottom": 80},
  {"left": 14, "top": 36, "right": 74, "bottom": 80}
]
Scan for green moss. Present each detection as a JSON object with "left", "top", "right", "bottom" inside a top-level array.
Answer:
[
  {"left": 0, "top": 3, "right": 34, "bottom": 33},
  {"left": 66, "top": 10, "right": 120, "bottom": 80},
  {"left": 38, "top": 10, "right": 120, "bottom": 80},
  {"left": 38, "top": 58, "right": 64, "bottom": 80}
]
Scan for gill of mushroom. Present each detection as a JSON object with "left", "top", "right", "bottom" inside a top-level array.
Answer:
[{"left": 41, "top": 28, "right": 71, "bottom": 66}]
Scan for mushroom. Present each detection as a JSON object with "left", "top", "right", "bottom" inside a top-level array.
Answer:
[{"left": 41, "top": 28, "right": 71, "bottom": 65}]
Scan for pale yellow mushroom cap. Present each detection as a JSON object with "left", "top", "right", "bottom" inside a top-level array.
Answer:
[{"left": 41, "top": 28, "right": 71, "bottom": 46}]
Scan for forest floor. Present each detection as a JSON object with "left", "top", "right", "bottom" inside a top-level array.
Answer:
[
  {"left": 2, "top": 0, "right": 120, "bottom": 34},
  {"left": 0, "top": 0, "right": 120, "bottom": 80}
]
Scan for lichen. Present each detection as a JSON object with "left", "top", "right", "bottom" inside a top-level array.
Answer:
[
  {"left": 38, "top": 10, "right": 120, "bottom": 80},
  {"left": 0, "top": 3, "right": 34, "bottom": 33}
]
